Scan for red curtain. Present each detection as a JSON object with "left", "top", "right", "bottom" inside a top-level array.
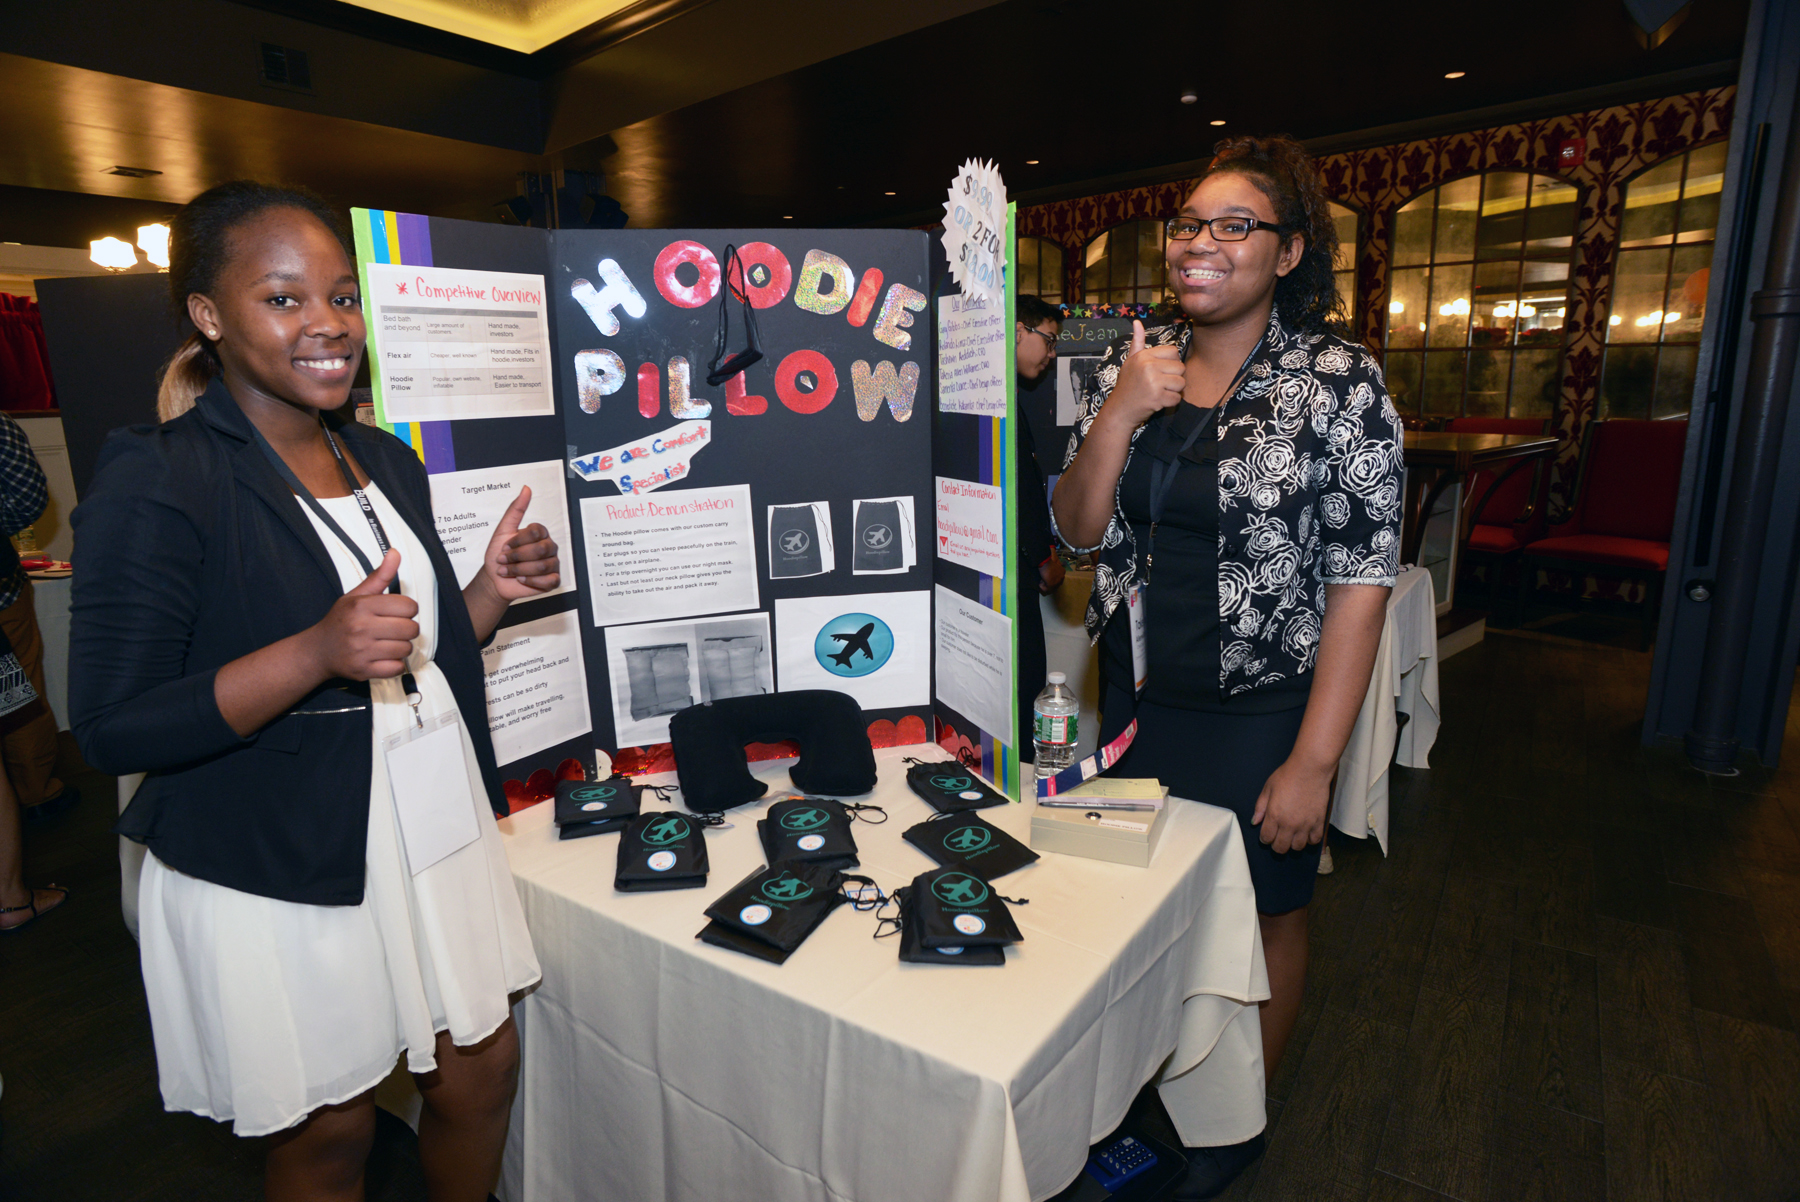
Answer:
[{"left": 0, "top": 293, "right": 56, "bottom": 411}]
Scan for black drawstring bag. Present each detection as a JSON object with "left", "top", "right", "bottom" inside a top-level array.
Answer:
[
  {"left": 905, "top": 761, "right": 1008, "bottom": 813},
  {"left": 757, "top": 797, "right": 860, "bottom": 870},
  {"left": 698, "top": 860, "right": 845, "bottom": 964},
  {"left": 902, "top": 813, "right": 1039, "bottom": 880},
  {"left": 891, "top": 886, "right": 1006, "bottom": 965},
  {"left": 908, "top": 866, "right": 1025, "bottom": 950},
  {"left": 706, "top": 244, "right": 764, "bottom": 386},
  {"left": 555, "top": 776, "right": 643, "bottom": 841},
  {"left": 615, "top": 811, "right": 710, "bottom": 892}
]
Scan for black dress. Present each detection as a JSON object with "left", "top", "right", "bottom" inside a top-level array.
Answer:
[{"left": 1095, "top": 401, "right": 1323, "bottom": 914}]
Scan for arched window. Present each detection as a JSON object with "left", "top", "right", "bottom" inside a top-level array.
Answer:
[
  {"left": 1082, "top": 220, "right": 1167, "bottom": 305},
  {"left": 1600, "top": 142, "right": 1727, "bottom": 420},
  {"left": 1330, "top": 201, "right": 1360, "bottom": 323},
  {"left": 1015, "top": 237, "right": 1065, "bottom": 305},
  {"left": 1381, "top": 171, "right": 1579, "bottom": 418}
]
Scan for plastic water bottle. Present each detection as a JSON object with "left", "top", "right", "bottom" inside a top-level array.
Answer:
[{"left": 1033, "top": 671, "right": 1079, "bottom": 773}]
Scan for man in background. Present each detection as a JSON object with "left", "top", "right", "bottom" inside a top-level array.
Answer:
[
  {"left": 0, "top": 412, "right": 74, "bottom": 821},
  {"left": 1015, "top": 295, "right": 1064, "bottom": 762}
]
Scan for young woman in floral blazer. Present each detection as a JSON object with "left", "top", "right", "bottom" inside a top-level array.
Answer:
[{"left": 1052, "top": 135, "right": 1403, "bottom": 1198}]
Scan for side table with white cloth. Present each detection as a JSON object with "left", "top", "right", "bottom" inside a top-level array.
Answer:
[
  {"left": 496, "top": 744, "right": 1269, "bottom": 1202},
  {"left": 1329, "top": 564, "right": 1442, "bottom": 854}
]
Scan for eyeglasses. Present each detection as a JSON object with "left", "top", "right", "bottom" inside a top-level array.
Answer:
[
  {"left": 1165, "top": 215, "right": 1291, "bottom": 243},
  {"left": 1020, "top": 325, "right": 1058, "bottom": 354}
]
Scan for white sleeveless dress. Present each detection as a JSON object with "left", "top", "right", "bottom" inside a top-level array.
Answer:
[{"left": 136, "top": 481, "right": 541, "bottom": 1137}]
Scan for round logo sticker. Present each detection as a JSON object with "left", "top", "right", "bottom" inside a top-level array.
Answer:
[
  {"left": 641, "top": 815, "right": 690, "bottom": 845},
  {"left": 945, "top": 824, "right": 992, "bottom": 854},
  {"left": 936, "top": 945, "right": 966, "bottom": 956},
  {"left": 862, "top": 523, "right": 892, "bottom": 549},
  {"left": 930, "top": 773, "right": 973, "bottom": 792},
  {"left": 581, "top": 801, "right": 607, "bottom": 812},
  {"left": 646, "top": 850, "right": 677, "bottom": 872},
  {"left": 796, "top": 834, "right": 826, "bottom": 851},
  {"left": 953, "top": 913, "right": 987, "bottom": 936},
  {"left": 779, "top": 806, "right": 831, "bottom": 832},
  {"left": 761, "top": 874, "right": 815, "bottom": 903},
  {"left": 959, "top": 791, "right": 984, "bottom": 801},
  {"left": 930, "top": 871, "right": 989, "bottom": 908},
  {"left": 814, "top": 613, "right": 894, "bottom": 678},
  {"left": 738, "top": 904, "right": 772, "bottom": 927},
  {"left": 779, "top": 529, "right": 810, "bottom": 554}
]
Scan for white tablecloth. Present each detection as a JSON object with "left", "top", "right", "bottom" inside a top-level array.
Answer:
[
  {"left": 496, "top": 744, "right": 1268, "bottom": 1202},
  {"left": 1330, "top": 566, "right": 1441, "bottom": 852}
]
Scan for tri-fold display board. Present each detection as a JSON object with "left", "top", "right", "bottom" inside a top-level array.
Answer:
[{"left": 351, "top": 209, "right": 1021, "bottom": 800}]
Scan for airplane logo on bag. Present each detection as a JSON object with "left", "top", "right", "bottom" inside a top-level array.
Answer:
[
  {"left": 642, "top": 815, "right": 690, "bottom": 845},
  {"left": 780, "top": 806, "right": 831, "bottom": 832},
  {"left": 862, "top": 524, "right": 892, "bottom": 549},
  {"left": 815, "top": 613, "right": 893, "bottom": 678},
  {"left": 930, "top": 774, "right": 973, "bottom": 792},
  {"left": 780, "top": 529, "right": 810, "bottom": 554},
  {"left": 945, "top": 825, "right": 992, "bottom": 854},
  {"left": 761, "top": 874, "right": 814, "bottom": 903},
  {"left": 931, "top": 872, "right": 989, "bottom": 908},
  {"left": 569, "top": 784, "right": 617, "bottom": 804}
]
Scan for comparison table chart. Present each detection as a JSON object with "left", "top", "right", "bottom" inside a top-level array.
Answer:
[{"left": 496, "top": 745, "right": 1269, "bottom": 1202}]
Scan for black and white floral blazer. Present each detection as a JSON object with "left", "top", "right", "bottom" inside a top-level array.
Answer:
[{"left": 1054, "top": 310, "right": 1405, "bottom": 697}]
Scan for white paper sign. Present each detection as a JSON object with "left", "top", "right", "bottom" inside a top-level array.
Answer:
[
  {"left": 936, "top": 293, "right": 1009, "bottom": 418},
  {"left": 941, "top": 158, "right": 1008, "bottom": 304},
  {"left": 569, "top": 420, "right": 711, "bottom": 494},
  {"left": 933, "top": 585, "right": 1014, "bottom": 746},
  {"left": 774, "top": 591, "right": 931, "bottom": 711},
  {"left": 429, "top": 459, "right": 573, "bottom": 601},
  {"left": 581, "top": 484, "right": 759, "bottom": 627},
  {"left": 480, "top": 610, "right": 594, "bottom": 766},
  {"left": 365, "top": 263, "right": 553, "bottom": 422},
  {"left": 935, "top": 476, "right": 1005, "bottom": 578}
]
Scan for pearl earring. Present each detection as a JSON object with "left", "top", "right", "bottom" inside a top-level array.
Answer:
[{"left": 208, "top": 330, "right": 218, "bottom": 338}]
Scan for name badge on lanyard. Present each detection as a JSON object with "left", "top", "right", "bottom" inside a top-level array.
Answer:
[{"left": 383, "top": 712, "right": 481, "bottom": 875}]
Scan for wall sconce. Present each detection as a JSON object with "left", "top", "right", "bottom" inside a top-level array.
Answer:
[
  {"left": 138, "top": 224, "right": 170, "bottom": 269},
  {"left": 90, "top": 237, "right": 139, "bottom": 271}
]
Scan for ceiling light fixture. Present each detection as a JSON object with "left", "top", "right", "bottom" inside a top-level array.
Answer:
[
  {"left": 885, "top": 191, "right": 896, "bottom": 196},
  {"left": 1025, "top": 159, "right": 1040, "bottom": 165},
  {"left": 1210, "top": 119, "right": 1226, "bottom": 126},
  {"left": 90, "top": 237, "right": 138, "bottom": 271},
  {"left": 137, "top": 223, "right": 170, "bottom": 269},
  {"left": 1444, "top": 70, "right": 1466, "bottom": 79},
  {"left": 1180, "top": 90, "right": 1198, "bottom": 105}
]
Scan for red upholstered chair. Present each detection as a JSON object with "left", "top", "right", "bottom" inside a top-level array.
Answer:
[
  {"left": 1447, "top": 417, "right": 1553, "bottom": 571},
  {"left": 1519, "top": 418, "right": 1688, "bottom": 648}
]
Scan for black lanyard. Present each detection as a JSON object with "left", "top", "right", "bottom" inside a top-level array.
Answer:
[
  {"left": 1142, "top": 333, "right": 1264, "bottom": 580},
  {"left": 253, "top": 421, "right": 420, "bottom": 709},
  {"left": 253, "top": 422, "right": 398, "bottom": 594}
]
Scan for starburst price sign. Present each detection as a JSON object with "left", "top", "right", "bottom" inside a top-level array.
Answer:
[{"left": 942, "top": 158, "right": 1007, "bottom": 304}]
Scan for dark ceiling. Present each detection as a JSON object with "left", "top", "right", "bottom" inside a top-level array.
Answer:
[
  {"left": 0, "top": 0, "right": 1750, "bottom": 246},
  {"left": 599, "top": 0, "right": 1749, "bottom": 228}
]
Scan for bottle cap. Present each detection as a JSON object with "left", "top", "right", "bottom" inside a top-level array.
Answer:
[{"left": 1047, "top": 671, "right": 1066, "bottom": 684}]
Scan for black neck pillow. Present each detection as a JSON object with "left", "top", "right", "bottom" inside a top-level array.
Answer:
[{"left": 668, "top": 690, "right": 877, "bottom": 813}]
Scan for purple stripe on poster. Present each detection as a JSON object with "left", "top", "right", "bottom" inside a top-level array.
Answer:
[
  {"left": 395, "top": 212, "right": 434, "bottom": 268},
  {"left": 420, "top": 421, "right": 456, "bottom": 474}
]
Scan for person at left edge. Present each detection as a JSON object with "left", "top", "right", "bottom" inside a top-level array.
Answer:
[
  {"left": 1015, "top": 294, "right": 1064, "bottom": 761},
  {"left": 68, "top": 181, "right": 557, "bottom": 1201}
]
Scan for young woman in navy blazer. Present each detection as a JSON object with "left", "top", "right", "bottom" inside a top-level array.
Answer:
[{"left": 71, "top": 182, "right": 560, "bottom": 1201}]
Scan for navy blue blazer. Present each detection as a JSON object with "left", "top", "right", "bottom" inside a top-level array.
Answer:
[{"left": 69, "top": 381, "right": 504, "bottom": 906}]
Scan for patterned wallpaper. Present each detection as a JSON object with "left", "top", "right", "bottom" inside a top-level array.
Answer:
[{"left": 1017, "top": 87, "right": 1737, "bottom": 516}]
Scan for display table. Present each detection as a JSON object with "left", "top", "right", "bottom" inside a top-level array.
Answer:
[
  {"left": 1330, "top": 566, "right": 1441, "bottom": 852},
  {"left": 496, "top": 744, "right": 1268, "bottom": 1202}
]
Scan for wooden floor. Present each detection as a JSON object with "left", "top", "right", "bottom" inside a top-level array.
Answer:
[{"left": 5, "top": 626, "right": 1800, "bottom": 1201}]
